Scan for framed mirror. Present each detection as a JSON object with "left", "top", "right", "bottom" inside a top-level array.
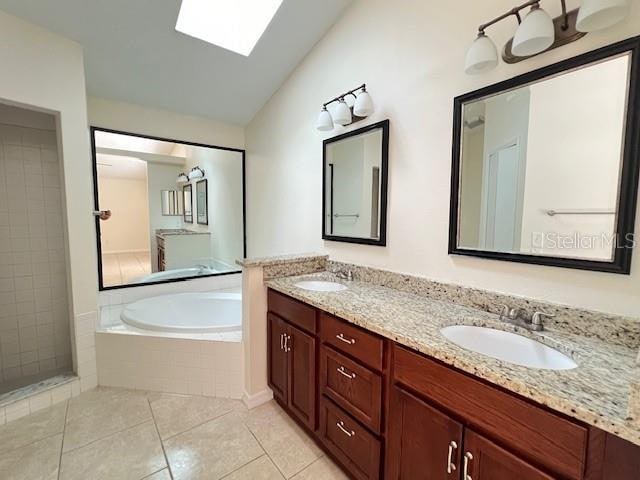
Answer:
[
  {"left": 161, "top": 190, "right": 184, "bottom": 216},
  {"left": 196, "top": 179, "right": 208, "bottom": 225},
  {"left": 183, "top": 184, "right": 193, "bottom": 224},
  {"left": 322, "top": 119, "right": 389, "bottom": 246},
  {"left": 449, "top": 38, "right": 640, "bottom": 274}
]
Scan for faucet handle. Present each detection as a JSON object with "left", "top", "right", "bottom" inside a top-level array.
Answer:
[
  {"left": 498, "top": 304, "right": 510, "bottom": 319},
  {"left": 531, "top": 310, "right": 555, "bottom": 326}
]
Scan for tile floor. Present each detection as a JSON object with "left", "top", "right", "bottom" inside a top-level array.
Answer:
[
  {"left": 102, "top": 252, "right": 152, "bottom": 287},
  {"left": 0, "top": 387, "right": 347, "bottom": 480}
]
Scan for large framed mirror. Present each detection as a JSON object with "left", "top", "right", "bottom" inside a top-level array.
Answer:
[
  {"left": 449, "top": 38, "right": 640, "bottom": 274},
  {"left": 91, "top": 127, "right": 246, "bottom": 290},
  {"left": 323, "top": 119, "right": 389, "bottom": 246}
]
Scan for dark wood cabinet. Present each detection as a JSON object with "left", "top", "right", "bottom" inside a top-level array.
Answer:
[
  {"left": 462, "top": 429, "right": 554, "bottom": 480},
  {"left": 267, "top": 313, "right": 288, "bottom": 404},
  {"left": 288, "top": 324, "right": 316, "bottom": 429},
  {"left": 266, "top": 288, "right": 640, "bottom": 480},
  {"left": 386, "top": 386, "right": 463, "bottom": 480}
]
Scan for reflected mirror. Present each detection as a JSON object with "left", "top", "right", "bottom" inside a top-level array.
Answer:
[
  {"left": 323, "top": 120, "right": 389, "bottom": 246},
  {"left": 450, "top": 40, "right": 640, "bottom": 274},
  {"left": 161, "top": 190, "right": 183, "bottom": 216},
  {"left": 197, "top": 179, "right": 208, "bottom": 225},
  {"left": 92, "top": 127, "right": 245, "bottom": 289}
]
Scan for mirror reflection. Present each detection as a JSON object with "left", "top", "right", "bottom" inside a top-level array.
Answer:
[
  {"left": 93, "top": 129, "right": 244, "bottom": 288},
  {"left": 456, "top": 53, "right": 630, "bottom": 262},
  {"left": 323, "top": 120, "right": 389, "bottom": 245}
]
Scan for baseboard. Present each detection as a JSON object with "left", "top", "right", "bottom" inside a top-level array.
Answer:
[{"left": 242, "top": 388, "right": 273, "bottom": 409}]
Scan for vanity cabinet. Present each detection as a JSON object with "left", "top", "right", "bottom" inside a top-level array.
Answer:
[
  {"left": 267, "top": 291, "right": 317, "bottom": 430},
  {"left": 265, "top": 288, "right": 640, "bottom": 480}
]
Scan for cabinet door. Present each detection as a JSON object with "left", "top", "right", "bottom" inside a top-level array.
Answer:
[
  {"left": 288, "top": 324, "right": 316, "bottom": 430},
  {"left": 386, "top": 386, "right": 463, "bottom": 480},
  {"left": 463, "top": 429, "right": 555, "bottom": 480},
  {"left": 267, "top": 313, "right": 288, "bottom": 404}
]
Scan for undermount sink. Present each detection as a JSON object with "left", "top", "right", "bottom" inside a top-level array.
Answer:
[
  {"left": 440, "top": 325, "right": 578, "bottom": 370},
  {"left": 294, "top": 280, "right": 348, "bottom": 292}
]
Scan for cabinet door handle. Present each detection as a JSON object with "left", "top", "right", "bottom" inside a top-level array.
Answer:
[
  {"left": 337, "top": 365, "right": 356, "bottom": 379},
  {"left": 336, "top": 420, "right": 355, "bottom": 437},
  {"left": 280, "top": 333, "right": 284, "bottom": 351},
  {"left": 283, "top": 334, "right": 291, "bottom": 352},
  {"left": 446, "top": 440, "right": 458, "bottom": 474},
  {"left": 336, "top": 333, "right": 356, "bottom": 345},
  {"left": 463, "top": 452, "right": 473, "bottom": 480}
]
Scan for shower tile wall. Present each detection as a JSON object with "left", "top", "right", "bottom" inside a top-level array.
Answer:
[{"left": 0, "top": 121, "right": 72, "bottom": 389}]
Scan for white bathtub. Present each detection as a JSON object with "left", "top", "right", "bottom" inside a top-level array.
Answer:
[{"left": 120, "top": 292, "right": 241, "bottom": 333}]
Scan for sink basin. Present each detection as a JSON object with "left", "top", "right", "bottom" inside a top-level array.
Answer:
[
  {"left": 440, "top": 325, "right": 577, "bottom": 370},
  {"left": 294, "top": 280, "right": 348, "bottom": 292}
]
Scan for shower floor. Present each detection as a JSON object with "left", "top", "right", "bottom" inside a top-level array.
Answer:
[{"left": 0, "top": 371, "right": 75, "bottom": 407}]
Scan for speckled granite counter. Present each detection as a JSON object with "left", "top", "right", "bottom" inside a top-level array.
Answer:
[{"left": 266, "top": 272, "right": 640, "bottom": 446}]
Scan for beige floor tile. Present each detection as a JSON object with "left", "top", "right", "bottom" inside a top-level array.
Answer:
[
  {"left": 292, "top": 457, "right": 348, "bottom": 480},
  {"left": 165, "top": 411, "right": 264, "bottom": 480},
  {"left": 66, "top": 386, "right": 132, "bottom": 422},
  {"left": 150, "top": 392, "right": 240, "bottom": 439},
  {"left": 223, "top": 455, "right": 285, "bottom": 480},
  {"left": 143, "top": 468, "right": 172, "bottom": 480},
  {"left": 0, "top": 433, "right": 62, "bottom": 480},
  {"left": 0, "top": 401, "right": 66, "bottom": 455},
  {"left": 244, "top": 401, "right": 322, "bottom": 478},
  {"left": 63, "top": 388, "right": 152, "bottom": 451},
  {"left": 59, "top": 421, "right": 166, "bottom": 480}
]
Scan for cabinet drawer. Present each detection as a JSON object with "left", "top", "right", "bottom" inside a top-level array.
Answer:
[
  {"left": 319, "top": 397, "right": 380, "bottom": 480},
  {"left": 393, "top": 345, "right": 588, "bottom": 480},
  {"left": 320, "top": 345, "right": 382, "bottom": 433},
  {"left": 320, "top": 312, "right": 384, "bottom": 371},
  {"left": 268, "top": 290, "right": 317, "bottom": 334}
]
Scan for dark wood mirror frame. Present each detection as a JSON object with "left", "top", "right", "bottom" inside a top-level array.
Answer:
[
  {"left": 183, "top": 183, "right": 193, "bottom": 224},
  {"left": 449, "top": 36, "right": 640, "bottom": 274},
  {"left": 196, "top": 179, "right": 208, "bottom": 225},
  {"left": 322, "top": 119, "right": 390, "bottom": 246}
]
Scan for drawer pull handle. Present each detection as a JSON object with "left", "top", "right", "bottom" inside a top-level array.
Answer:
[
  {"left": 336, "top": 420, "right": 355, "bottom": 437},
  {"left": 337, "top": 365, "right": 356, "bottom": 379},
  {"left": 446, "top": 440, "right": 458, "bottom": 474},
  {"left": 463, "top": 452, "right": 473, "bottom": 480},
  {"left": 336, "top": 333, "right": 356, "bottom": 345},
  {"left": 283, "top": 334, "right": 291, "bottom": 353}
]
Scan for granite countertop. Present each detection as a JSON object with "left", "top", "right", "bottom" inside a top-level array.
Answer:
[
  {"left": 236, "top": 253, "right": 328, "bottom": 268},
  {"left": 155, "top": 229, "right": 210, "bottom": 237},
  {"left": 266, "top": 272, "right": 640, "bottom": 446}
]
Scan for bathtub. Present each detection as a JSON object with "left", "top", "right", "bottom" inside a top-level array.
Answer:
[{"left": 120, "top": 292, "right": 241, "bottom": 333}]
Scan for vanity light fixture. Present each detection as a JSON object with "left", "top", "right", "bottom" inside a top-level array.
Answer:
[
  {"left": 315, "top": 84, "right": 374, "bottom": 132},
  {"left": 177, "top": 172, "right": 189, "bottom": 184},
  {"left": 187, "top": 166, "right": 205, "bottom": 180},
  {"left": 465, "top": 0, "right": 629, "bottom": 74}
]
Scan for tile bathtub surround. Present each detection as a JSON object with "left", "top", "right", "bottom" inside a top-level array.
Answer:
[
  {"left": 95, "top": 332, "right": 244, "bottom": 398},
  {"left": 328, "top": 260, "right": 640, "bottom": 349},
  {"left": 0, "top": 122, "right": 73, "bottom": 388},
  {"left": 0, "top": 387, "right": 346, "bottom": 480},
  {"left": 237, "top": 253, "right": 328, "bottom": 280},
  {"left": 266, "top": 273, "right": 640, "bottom": 446}
]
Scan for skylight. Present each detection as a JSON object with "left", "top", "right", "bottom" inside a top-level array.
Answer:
[{"left": 175, "top": 0, "right": 284, "bottom": 56}]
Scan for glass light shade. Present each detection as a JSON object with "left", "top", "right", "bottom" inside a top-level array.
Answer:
[
  {"left": 177, "top": 173, "right": 189, "bottom": 184},
  {"left": 316, "top": 108, "right": 334, "bottom": 131},
  {"left": 512, "top": 7, "right": 555, "bottom": 57},
  {"left": 333, "top": 100, "right": 352, "bottom": 125},
  {"left": 576, "top": 0, "right": 628, "bottom": 32},
  {"left": 464, "top": 34, "right": 498, "bottom": 75},
  {"left": 354, "top": 90, "right": 374, "bottom": 117},
  {"left": 188, "top": 167, "right": 204, "bottom": 180}
]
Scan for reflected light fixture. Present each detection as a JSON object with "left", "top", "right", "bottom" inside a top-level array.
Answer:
[
  {"left": 315, "top": 84, "right": 374, "bottom": 132},
  {"left": 188, "top": 166, "right": 205, "bottom": 180},
  {"left": 465, "top": 0, "right": 628, "bottom": 74},
  {"left": 177, "top": 172, "right": 189, "bottom": 184},
  {"left": 175, "top": 0, "right": 283, "bottom": 56}
]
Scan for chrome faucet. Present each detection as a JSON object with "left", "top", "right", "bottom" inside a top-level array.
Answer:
[
  {"left": 334, "top": 269, "right": 354, "bottom": 281},
  {"left": 498, "top": 304, "right": 554, "bottom": 332}
]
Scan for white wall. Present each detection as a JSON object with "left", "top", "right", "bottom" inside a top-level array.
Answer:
[
  {"left": 182, "top": 146, "right": 244, "bottom": 267},
  {"left": 0, "top": 11, "right": 98, "bottom": 390},
  {"left": 97, "top": 176, "right": 150, "bottom": 254},
  {"left": 245, "top": 0, "right": 640, "bottom": 317},
  {"left": 88, "top": 97, "right": 245, "bottom": 150}
]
